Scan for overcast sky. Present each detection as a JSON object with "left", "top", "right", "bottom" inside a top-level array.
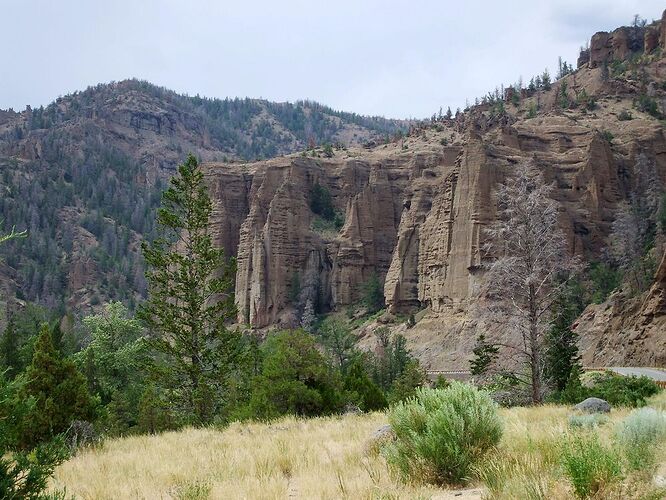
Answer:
[{"left": 1, "top": 1, "right": 664, "bottom": 119}]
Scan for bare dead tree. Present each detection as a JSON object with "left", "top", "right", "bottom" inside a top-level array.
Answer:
[{"left": 482, "top": 162, "right": 580, "bottom": 403}]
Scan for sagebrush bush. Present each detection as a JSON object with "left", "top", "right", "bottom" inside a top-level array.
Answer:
[
  {"left": 560, "top": 433, "right": 623, "bottom": 498},
  {"left": 568, "top": 414, "right": 609, "bottom": 430},
  {"left": 615, "top": 407, "right": 666, "bottom": 470},
  {"left": 383, "top": 383, "right": 502, "bottom": 484}
]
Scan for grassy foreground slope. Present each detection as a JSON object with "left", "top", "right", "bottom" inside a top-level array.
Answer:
[{"left": 51, "top": 399, "right": 666, "bottom": 499}]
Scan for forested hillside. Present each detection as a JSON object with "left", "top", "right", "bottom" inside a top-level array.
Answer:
[{"left": 0, "top": 79, "right": 406, "bottom": 312}]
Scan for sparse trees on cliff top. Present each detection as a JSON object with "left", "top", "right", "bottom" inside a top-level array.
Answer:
[{"left": 482, "top": 163, "right": 580, "bottom": 403}]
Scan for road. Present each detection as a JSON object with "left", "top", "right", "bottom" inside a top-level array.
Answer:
[{"left": 606, "top": 367, "right": 666, "bottom": 381}]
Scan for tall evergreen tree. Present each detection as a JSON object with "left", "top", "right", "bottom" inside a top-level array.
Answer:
[
  {"left": 545, "top": 282, "right": 583, "bottom": 391},
  {"left": 139, "top": 154, "right": 242, "bottom": 425}
]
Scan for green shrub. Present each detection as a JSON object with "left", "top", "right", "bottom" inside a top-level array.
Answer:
[
  {"left": 247, "top": 330, "right": 344, "bottom": 419},
  {"left": 388, "top": 359, "right": 427, "bottom": 404},
  {"left": 560, "top": 433, "right": 623, "bottom": 498},
  {"left": 0, "top": 373, "right": 69, "bottom": 499},
  {"left": 569, "top": 414, "right": 609, "bottom": 429},
  {"left": 20, "top": 325, "right": 98, "bottom": 450},
  {"left": 587, "top": 261, "right": 622, "bottom": 304},
  {"left": 557, "top": 373, "right": 661, "bottom": 408},
  {"left": 615, "top": 408, "right": 666, "bottom": 470},
  {"left": 384, "top": 383, "right": 502, "bottom": 485},
  {"left": 361, "top": 273, "right": 384, "bottom": 313},
  {"left": 634, "top": 94, "right": 661, "bottom": 117},
  {"left": 342, "top": 358, "right": 387, "bottom": 411},
  {"left": 600, "top": 130, "right": 614, "bottom": 143},
  {"left": 618, "top": 110, "right": 633, "bottom": 121},
  {"left": 309, "top": 182, "right": 335, "bottom": 220}
]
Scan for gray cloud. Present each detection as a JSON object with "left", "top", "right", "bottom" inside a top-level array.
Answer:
[{"left": 1, "top": 0, "right": 663, "bottom": 119}]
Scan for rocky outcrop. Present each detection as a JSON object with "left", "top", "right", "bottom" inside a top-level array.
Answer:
[
  {"left": 576, "top": 249, "right": 666, "bottom": 368},
  {"left": 574, "top": 397, "right": 612, "bottom": 414},
  {"left": 587, "top": 11, "right": 666, "bottom": 69},
  {"left": 227, "top": 155, "right": 414, "bottom": 326},
  {"left": 588, "top": 27, "right": 643, "bottom": 68}
]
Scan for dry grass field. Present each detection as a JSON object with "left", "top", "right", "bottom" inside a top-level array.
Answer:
[{"left": 50, "top": 393, "right": 666, "bottom": 499}]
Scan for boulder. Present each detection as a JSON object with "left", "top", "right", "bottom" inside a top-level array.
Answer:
[
  {"left": 365, "top": 424, "right": 395, "bottom": 455},
  {"left": 574, "top": 397, "right": 612, "bottom": 414},
  {"left": 372, "top": 424, "right": 393, "bottom": 441}
]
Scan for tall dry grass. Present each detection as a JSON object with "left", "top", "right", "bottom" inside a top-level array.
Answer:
[
  {"left": 50, "top": 413, "right": 463, "bottom": 499},
  {"left": 50, "top": 396, "right": 666, "bottom": 499}
]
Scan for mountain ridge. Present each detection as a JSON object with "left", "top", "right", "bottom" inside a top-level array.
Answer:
[{"left": 0, "top": 79, "right": 406, "bottom": 313}]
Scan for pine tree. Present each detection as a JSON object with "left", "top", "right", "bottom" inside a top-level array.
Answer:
[
  {"left": 545, "top": 284, "right": 582, "bottom": 392},
  {"left": 469, "top": 334, "right": 499, "bottom": 376},
  {"left": 0, "top": 372, "right": 68, "bottom": 499},
  {"left": 541, "top": 68, "right": 551, "bottom": 90},
  {"left": 248, "top": 329, "right": 344, "bottom": 418},
  {"left": 318, "top": 319, "right": 356, "bottom": 372},
  {"left": 20, "top": 324, "right": 97, "bottom": 450},
  {"left": 139, "top": 154, "right": 242, "bottom": 425},
  {"left": 388, "top": 359, "right": 426, "bottom": 404}
]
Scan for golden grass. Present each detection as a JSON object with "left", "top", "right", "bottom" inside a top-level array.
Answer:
[
  {"left": 51, "top": 413, "right": 465, "bottom": 499},
  {"left": 50, "top": 399, "right": 666, "bottom": 499}
]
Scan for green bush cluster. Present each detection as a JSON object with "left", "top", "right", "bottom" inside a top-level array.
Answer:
[
  {"left": 384, "top": 384, "right": 502, "bottom": 484},
  {"left": 556, "top": 371, "right": 661, "bottom": 408},
  {"left": 634, "top": 94, "right": 661, "bottom": 118},
  {"left": 309, "top": 182, "right": 336, "bottom": 221}
]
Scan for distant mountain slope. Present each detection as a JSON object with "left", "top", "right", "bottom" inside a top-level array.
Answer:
[{"left": 0, "top": 80, "right": 406, "bottom": 312}]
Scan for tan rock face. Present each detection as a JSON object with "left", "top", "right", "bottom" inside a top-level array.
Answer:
[
  {"left": 205, "top": 25, "right": 666, "bottom": 367},
  {"left": 222, "top": 155, "right": 414, "bottom": 327},
  {"left": 576, "top": 249, "right": 666, "bottom": 367},
  {"left": 207, "top": 112, "right": 665, "bottom": 323},
  {"left": 587, "top": 21, "right": 663, "bottom": 68}
]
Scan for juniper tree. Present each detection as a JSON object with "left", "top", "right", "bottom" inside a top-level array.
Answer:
[
  {"left": 20, "top": 324, "right": 97, "bottom": 450},
  {"left": 139, "top": 154, "right": 241, "bottom": 425},
  {"left": 483, "top": 163, "right": 580, "bottom": 403}
]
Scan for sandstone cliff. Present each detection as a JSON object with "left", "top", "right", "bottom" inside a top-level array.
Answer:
[
  {"left": 206, "top": 11, "right": 666, "bottom": 369},
  {"left": 576, "top": 249, "right": 666, "bottom": 367}
]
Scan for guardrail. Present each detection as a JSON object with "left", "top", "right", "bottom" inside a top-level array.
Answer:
[{"left": 426, "top": 368, "right": 666, "bottom": 386}]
